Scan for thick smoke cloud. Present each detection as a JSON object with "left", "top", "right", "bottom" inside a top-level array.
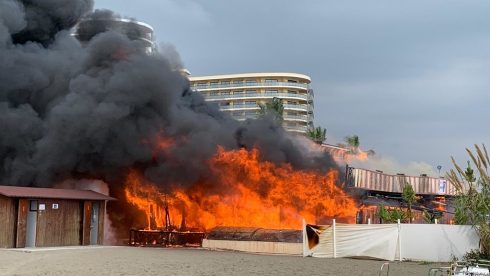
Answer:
[
  {"left": 11, "top": 0, "right": 93, "bottom": 45},
  {"left": 0, "top": 1, "right": 338, "bottom": 193}
]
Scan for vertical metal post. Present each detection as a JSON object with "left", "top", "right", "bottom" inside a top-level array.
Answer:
[
  {"left": 434, "top": 218, "right": 438, "bottom": 224},
  {"left": 302, "top": 218, "right": 307, "bottom": 257},
  {"left": 368, "top": 218, "right": 371, "bottom": 225},
  {"left": 397, "top": 219, "right": 402, "bottom": 261},
  {"left": 333, "top": 219, "right": 337, "bottom": 258}
]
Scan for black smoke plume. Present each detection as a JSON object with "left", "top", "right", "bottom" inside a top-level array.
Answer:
[{"left": 0, "top": 1, "right": 340, "bottom": 235}]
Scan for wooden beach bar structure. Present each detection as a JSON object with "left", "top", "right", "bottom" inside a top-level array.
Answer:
[{"left": 0, "top": 185, "right": 114, "bottom": 248}]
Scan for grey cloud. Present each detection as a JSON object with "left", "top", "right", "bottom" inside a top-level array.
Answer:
[{"left": 93, "top": 0, "right": 490, "bottom": 172}]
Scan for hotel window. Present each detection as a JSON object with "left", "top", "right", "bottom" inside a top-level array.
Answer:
[
  {"left": 221, "top": 81, "right": 230, "bottom": 85},
  {"left": 287, "top": 80, "right": 298, "bottom": 83},
  {"left": 244, "top": 100, "right": 256, "bottom": 105},
  {"left": 210, "top": 81, "right": 219, "bottom": 87},
  {"left": 245, "top": 90, "right": 256, "bottom": 95},
  {"left": 196, "top": 83, "right": 206, "bottom": 88},
  {"left": 219, "top": 102, "right": 231, "bottom": 106},
  {"left": 233, "top": 90, "right": 244, "bottom": 95},
  {"left": 245, "top": 80, "right": 257, "bottom": 85},
  {"left": 287, "top": 101, "right": 297, "bottom": 105},
  {"left": 265, "top": 90, "right": 278, "bottom": 94},
  {"left": 233, "top": 80, "right": 243, "bottom": 85},
  {"left": 265, "top": 79, "right": 277, "bottom": 83},
  {"left": 288, "top": 90, "right": 297, "bottom": 94},
  {"left": 221, "top": 91, "right": 230, "bottom": 95},
  {"left": 210, "top": 92, "right": 218, "bottom": 96}
]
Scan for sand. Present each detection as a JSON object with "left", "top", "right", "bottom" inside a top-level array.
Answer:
[{"left": 0, "top": 246, "right": 445, "bottom": 275}]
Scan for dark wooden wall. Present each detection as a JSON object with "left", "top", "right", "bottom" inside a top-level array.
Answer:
[
  {"left": 1, "top": 197, "right": 107, "bottom": 248},
  {"left": 0, "top": 195, "right": 17, "bottom": 248},
  {"left": 35, "top": 199, "right": 82, "bottom": 247},
  {"left": 82, "top": 201, "right": 92, "bottom": 245},
  {"left": 16, "top": 199, "right": 28, "bottom": 248},
  {"left": 97, "top": 201, "right": 106, "bottom": 244},
  {"left": 81, "top": 201, "right": 106, "bottom": 245}
]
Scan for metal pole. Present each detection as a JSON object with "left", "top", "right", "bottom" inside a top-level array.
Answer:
[
  {"left": 333, "top": 219, "right": 337, "bottom": 258},
  {"left": 368, "top": 218, "right": 371, "bottom": 225},
  {"left": 397, "top": 219, "right": 402, "bottom": 261},
  {"left": 302, "top": 218, "right": 307, "bottom": 257}
]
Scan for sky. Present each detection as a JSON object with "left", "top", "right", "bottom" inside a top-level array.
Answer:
[{"left": 94, "top": 0, "right": 489, "bottom": 174}]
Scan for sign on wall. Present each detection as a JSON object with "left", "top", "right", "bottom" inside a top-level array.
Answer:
[{"left": 439, "top": 179, "right": 447, "bottom": 193}]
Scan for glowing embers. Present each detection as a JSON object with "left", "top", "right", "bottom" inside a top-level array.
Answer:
[{"left": 124, "top": 146, "right": 357, "bottom": 231}]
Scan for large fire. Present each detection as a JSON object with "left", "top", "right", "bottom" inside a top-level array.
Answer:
[{"left": 124, "top": 146, "right": 357, "bottom": 231}]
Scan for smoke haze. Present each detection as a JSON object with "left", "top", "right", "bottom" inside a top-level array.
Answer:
[{"left": 0, "top": 0, "right": 338, "bottom": 194}]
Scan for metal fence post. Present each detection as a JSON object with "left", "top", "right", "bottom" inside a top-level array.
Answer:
[
  {"left": 302, "top": 218, "right": 307, "bottom": 257},
  {"left": 397, "top": 219, "right": 402, "bottom": 261},
  {"left": 333, "top": 219, "right": 337, "bottom": 258}
]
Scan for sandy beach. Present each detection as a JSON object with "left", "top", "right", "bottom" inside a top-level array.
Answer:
[{"left": 0, "top": 246, "right": 444, "bottom": 276}]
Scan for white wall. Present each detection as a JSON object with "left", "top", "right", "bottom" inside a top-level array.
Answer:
[
  {"left": 306, "top": 223, "right": 479, "bottom": 262},
  {"left": 202, "top": 239, "right": 302, "bottom": 255},
  {"left": 400, "top": 224, "right": 479, "bottom": 262}
]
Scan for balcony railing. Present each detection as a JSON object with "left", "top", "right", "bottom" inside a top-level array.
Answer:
[
  {"left": 284, "top": 125, "right": 308, "bottom": 133},
  {"left": 283, "top": 114, "right": 311, "bottom": 122},
  {"left": 219, "top": 104, "right": 259, "bottom": 110},
  {"left": 218, "top": 103, "right": 311, "bottom": 112},
  {"left": 283, "top": 104, "right": 309, "bottom": 110},
  {"left": 202, "top": 92, "right": 310, "bottom": 101},
  {"left": 192, "top": 81, "right": 310, "bottom": 91}
]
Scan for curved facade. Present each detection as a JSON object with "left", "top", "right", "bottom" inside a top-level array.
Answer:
[
  {"left": 74, "top": 18, "right": 155, "bottom": 54},
  {"left": 189, "top": 73, "right": 314, "bottom": 133}
]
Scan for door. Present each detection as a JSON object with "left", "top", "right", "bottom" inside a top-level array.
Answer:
[
  {"left": 90, "top": 202, "right": 99, "bottom": 245},
  {"left": 26, "top": 200, "right": 38, "bottom": 247}
]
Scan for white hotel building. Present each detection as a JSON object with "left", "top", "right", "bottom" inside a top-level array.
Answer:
[{"left": 189, "top": 73, "right": 314, "bottom": 133}]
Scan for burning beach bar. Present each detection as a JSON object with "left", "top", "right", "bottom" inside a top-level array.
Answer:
[{"left": 346, "top": 166, "right": 457, "bottom": 224}]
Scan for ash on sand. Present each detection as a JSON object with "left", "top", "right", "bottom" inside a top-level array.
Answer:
[{"left": 0, "top": 247, "right": 444, "bottom": 276}]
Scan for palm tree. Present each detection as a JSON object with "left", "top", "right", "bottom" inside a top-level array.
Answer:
[
  {"left": 307, "top": 126, "right": 327, "bottom": 144},
  {"left": 258, "top": 97, "right": 284, "bottom": 124},
  {"left": 447, "top": 144, "right": 490, "bottom": 258},
  {"left": 344, "top": 135, "right": 360, "bottom": 153}
]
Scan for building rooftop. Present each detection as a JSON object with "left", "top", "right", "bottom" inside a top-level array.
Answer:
[
  {"left": 0, "top": 185, "right": 115, "bottom": 201},
  {"left": 188, "top": 72, "right": 311, "bottom": 82}
]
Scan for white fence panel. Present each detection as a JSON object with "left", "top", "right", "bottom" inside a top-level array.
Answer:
[
  {"left": 306, "top": 223, "right": 479, "bottom": 262},
  {"left": 400, "top": 224, "right": 479, "bottom": 262},
  {"left": 308, "top": 225, "right": 334, "bottom": 258},
  {"left": 336, "top": 224, "right": 399, "bottom": 261}
]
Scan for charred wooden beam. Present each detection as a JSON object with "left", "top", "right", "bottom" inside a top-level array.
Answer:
[{"left": 128, "top": 229, "right": 205, "bottom": 247}]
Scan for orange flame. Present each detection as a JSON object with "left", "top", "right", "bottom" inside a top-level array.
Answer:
[{"left": 124, "top": 146, "right": 358, "bottom": 230}]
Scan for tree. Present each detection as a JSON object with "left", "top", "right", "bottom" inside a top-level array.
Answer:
[
  {"left": 378, "top": 204, "right": 408, "bottom": 223},
  {"left": 345, "top": 135, "right": 360, "bottom": 148},
  {"left": 447, "top": 144, "right": 490, "bottom": 258},
  {"left": 258, "top": 97, "right": 283, "bottom": 124},
  {"left": 402, "top": 183, "right": 417, "bottom": 223},
  {"left": 307, "top": 126, "right": 327, "bottom": 144},
  {"left": 422, "top": 210, "right": 443, "bottom": 224},
  {"left": 344, "top": 135, "right": 360, "bottom": 154}
]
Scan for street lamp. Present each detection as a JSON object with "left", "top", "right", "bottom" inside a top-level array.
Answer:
[{"left": 437, "top": 165, "right": 442, "bottom": 177}]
